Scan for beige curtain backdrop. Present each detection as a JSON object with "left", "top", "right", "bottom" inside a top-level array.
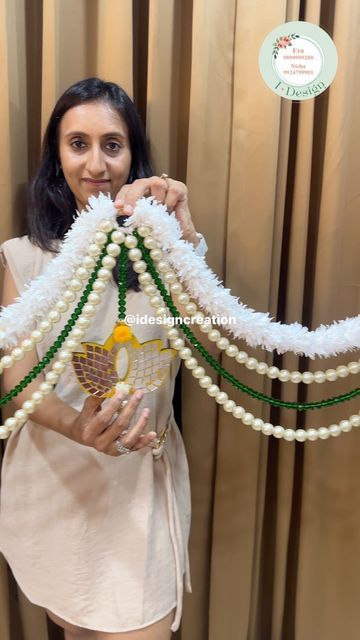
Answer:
[{"left": 0, "top": 1, "right": 359, "bottom": 639}]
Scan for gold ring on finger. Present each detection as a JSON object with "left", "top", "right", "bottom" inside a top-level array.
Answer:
[
  {"left": 160, "top": 173, "right": 170, "bottom": 188},
  {"left": 120, "top": 400, "right": 128, "bottom": 409}
]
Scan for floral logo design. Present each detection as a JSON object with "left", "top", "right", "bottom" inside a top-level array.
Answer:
[{"left": 273, "top": 33, "right": 299, "bottom": 58}]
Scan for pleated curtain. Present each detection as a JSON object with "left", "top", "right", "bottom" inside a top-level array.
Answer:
[{"left": 0, "top": 1, "right": 359, "bottom": 639}]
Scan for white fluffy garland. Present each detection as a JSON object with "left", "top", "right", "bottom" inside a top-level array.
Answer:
[
  {"left": 0, "top": 194, "right": 359, "bottom": 358},
  {"left": 0, "top": 194, "right": 117, "bottom": 348}
]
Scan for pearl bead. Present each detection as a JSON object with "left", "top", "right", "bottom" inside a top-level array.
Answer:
[
  {"left": 179, "top": 347, "right": 192, "bottom": 359},
  {"left": 76, "top": 267, "right": 89, "bottom": 280},
  {"left": 99, "top": 220, "right": 113, "bottom": 233},
  {"left": 69, "top": 278, "right": 82, "bottom": 291},
  {"left": 314, "top": 370, "right": 326, "bottom": 383},
  {"left": 184, "top": 357, "right": 198, "bottom": 369},
  {"left": 256, "top": 362, "right": 269, "bottom": 375},
  {"left": 71, "top": 327, "right": 85, "bottom": 340},
  {"left": 325, "top": 368, "right": 337, "bottom": 381},
  {"left": 92, "top": 280, "right": 106, "bottom": 293},
  {"left": 39, "top": 382, "right": 52, "bottom": 395},
  {"left": 198, "top": 375, "right": 212, "bottom": 388},
  {"left": 232, "top": 405, "right": 245, "bottom": 419},
  {"left": 48, "top": 310, "right": 61, "bottom": 323},
  {"left": 149, "top": 248, "right": 163, "bottom": 261},
  {"left": 138, "top": 272, "right": 152, "bottom": 285},
  {"left": 56, "top": 300, "right": 69, "bottom": 313},
  {"left": 262, "top": 423, "right": 274, "bottom": 436},
  {"left": 22, "top": 399, "right": 35, "bottom": 414},
  {"left": 301, "top": 372, "right": 314, "bottom": 384},
  {"left": 339, "top": 420, "right": 352, "bottom": 432},
  {"left": 177, "top": 293, "right": 190, "bottom": 305},
  {"left": 31, "top": 329, "right": 44, "bottom": 343},
  {"left": 155, "top": 307, "right": 166, "bottom": 317},
  {"left": 206, "top": 384, "right": 220, "bottom": 397},
  {"left": 235, "top": 351, "right": 248, "bottom": 364},
  {"left": 21, "top": 338, "right": 34, "bottom": 351},
  {"left": 97, "top": 268, "right": 112, "bottom": 281},
  {"left": 170, "top": 283, "right": 183, "bottom": 294},
  {"left": 39, "top": 320, "right": 52, "bottom": 333},
  {"left": 199, "top": 321, "right": 212, "bottom": 333},
  {"left": 242, "top": 412, "right": 254, "bottom": 426},
  {"left": 1, "top": 355, "right": 14, "bottom": 368},
  {"left": 278, "top": 369, "right": 290, "bottom": 382},
  {"left": 0, "top": 426, "right": 10, "bottom": 439},
  {"left": 31, "top": 390, "right": 44, "bottom": 404},
  {"left": 87, "top": 292, "right": 101, "bottom": 305},
  {"left": 106, "top": 243, "right": 121, "bottom": 257},
  {"left": 336, "top": 365, "right": 349, "bottom": 378},
  {"left": 329, "top": 424, "right": 341, "bottom": 437},
  {"left": 150, "top": 295, "right": 162, "bottom": 308},
  {"left": 166, "top": 328, "right": 180, "bottom": 340},
  {"left": 208, "top": 329, "right": 221, "bottom": 342},
  {"left": 128, "top": 248, "right": 142, "bottom": 262},
  {"left": 192, "top": 366, "right": 205, "bottom": 378},
  {"left": 94, "top": 231, "right": 107, "bottom": 245},
  {"left": 63, "top": 290, "right": 76, "bottom": 303},
  {"left": 137, "top": 225, "right": 151, "bottom": 237},
  {"left": 284, "top": 429, "right": 296, "bottom": 441},
  {"left": 88, "top": 243, "right": 101, "bottom": 256},
  {"left": 53, "top": 361, "right": 66, "bottom": 374},
  {"left": 215, "top": 391, "right": 228, "bottom": 404},
  {"left": 157, "top": 260, "right": 170, "bottom": 273},
  {"left": 77, "top": 317, "right": 90, "bottom": 329},
  {"left": 273, "top": 426, "right": 285, "bottom": 438},
  {"left": 124, "top": 235, "right": 138, "bottom": 248},
  {"left": 318, "top": 427, "right": 330, "bottom": 439},
  {"left": 143, "top": 284, "right": 157, "bottom": 296},
  {"left": 5, "top": 417, "right": 18, "bottom": 430},
  {"left": 111, "top": 229, "right": 125, "bottom": 244},
  {"left": 290, "top": 371, "right": 302, "bottom": 384},
  {"left": 223, "top": 400, "right": 236, "bottom": 412},
  {"left": 172, "top": 338, "right": 185, "bottom": 350},
  {"left": 306, "top": 428, "right": 319, "bottom": 441},
  {"left": 133, "top": 260, "right": 147, "bottom": 273},
  {"left": 64, "top": 339, "right": 80, "bottom": 351},
  {"left": 295, "top": 429, "right": 307, "bottom": 442},
  {"left": 143, "top": 236, "right": 157, "bottom": 249},
  {"left": 58, "top": 349, "right": 73, "bottom": 363},
  {"left": 14, "top": 409, "right": 28, "bottom": 423},
  {"left": 185, "top": 302, "right": 198, "bottom": 315},
  {"left": 82, "top": 256, "right": 96, "bottom": 269},
  {"left": 216, "top": 337, "right": 230, "bottom": 350},
  {"left": 267, "top": 366, "right": 279, "bottom": 379},
  {"left": 39, "top": 382, "right": 52, "bottom": 396},
  {"left": 12, "top": 347, "right": 25, "bottom": 361},
  {"left": 163, "top": 272, "right": 176, "bottom": 284},
  {"left": 45, "top": 371, "right": 59, "bottom": 385},
  {"left": 101, "top": 255, "right": 116, "bottom": 269},
  {"left": 225, "top": 344, "right": 239, "bottom": 358},
  {"left": 245, "top": 357, "right": 258, "bottom": 370},
  {"left": 348, "top": 361, "right": 360, "bottom": 374},
  {"left": 349, "top": 415, "right": 360, "bottom": 427},
  {"left": 252, "top": 418, "right": 264, "bottom": 431}
]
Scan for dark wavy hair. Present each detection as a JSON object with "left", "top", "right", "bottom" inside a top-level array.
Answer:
[{"left": 27, "top": 77, "right": 154, "bottom": 290}]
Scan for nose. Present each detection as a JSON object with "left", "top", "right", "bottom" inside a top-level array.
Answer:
[{"left": 86, "top": 145, "right": 107, "bottom": 176}]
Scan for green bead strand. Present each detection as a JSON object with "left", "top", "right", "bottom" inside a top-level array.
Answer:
[
  {"left": 135, "top": 232, "right": 360, "bottom": 412},
  {"left": 0, "top": 233, "right": 113, "bottom": 407},
  {"left": 118, "top": 243, "right": 128, "bottom": 321}
]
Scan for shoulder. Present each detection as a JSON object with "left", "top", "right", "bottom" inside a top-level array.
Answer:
[
  {"left": 1, "top": 236, "right": 43, "bottom": 260},
  {"left": 1, "top": 236, "right": 55, "bottom": 292}
]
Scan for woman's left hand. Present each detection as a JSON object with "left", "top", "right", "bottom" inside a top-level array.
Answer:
[{"left": 114, "top": 176, "right": 199, "bottom": 247}]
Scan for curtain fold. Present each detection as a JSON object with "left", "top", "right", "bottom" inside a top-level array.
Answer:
[{"left": 0, "top": 1, "right": 359, "bottom": 639}]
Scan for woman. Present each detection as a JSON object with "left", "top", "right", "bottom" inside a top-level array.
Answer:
[{"left": 0, "top": 78, "right": 206, "bottom": 640}]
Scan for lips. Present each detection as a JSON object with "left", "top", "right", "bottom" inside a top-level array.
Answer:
[{"left": 82, "top": 178, "right": 110, "bottom": 185}]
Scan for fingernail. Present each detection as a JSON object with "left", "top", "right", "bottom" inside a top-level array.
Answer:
[
  {"left": 135, "top": 390, "right": 144, "bottom": 400},
  {"left": 124, "top": 204, "right": 133, "bottom": 214}
]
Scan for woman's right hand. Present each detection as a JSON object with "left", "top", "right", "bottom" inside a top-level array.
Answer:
[{"left": 70, "top": 390, "right": 157, "bottom": 457}]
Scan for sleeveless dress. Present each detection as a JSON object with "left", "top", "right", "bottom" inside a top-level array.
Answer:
[{"left": 0, "top": 236, "right": 191, "bottom": 633}]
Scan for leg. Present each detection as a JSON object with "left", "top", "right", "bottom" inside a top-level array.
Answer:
[
  {"left": 94, "top": 609, "right": 175, "bottom": 640},
  {"left": 46, "top": 609, "right": 95, "bottom": 639}
]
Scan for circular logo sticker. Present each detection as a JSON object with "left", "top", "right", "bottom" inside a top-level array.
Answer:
[{"left": 259, "top": 21, "right": 338, "bottom": 100}]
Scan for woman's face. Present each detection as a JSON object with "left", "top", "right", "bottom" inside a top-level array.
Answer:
[{"left": 58, "top": 100, "right": 132, "bottom": 210}]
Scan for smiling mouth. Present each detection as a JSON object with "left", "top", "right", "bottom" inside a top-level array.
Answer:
[{"left": 82, "top": 178, "right": 111, "bottom": 185}]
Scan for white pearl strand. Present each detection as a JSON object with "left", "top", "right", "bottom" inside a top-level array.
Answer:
[
  {"left": 0, "top": 221, "right": 126, "bottom": 440},
  {"left": 0, "top": 220, "right": 117, "bottom": 375},
  {"left": 131, "top": 226, "right": 360, "bottom": 442}
]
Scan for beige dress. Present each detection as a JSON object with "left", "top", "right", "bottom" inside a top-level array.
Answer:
[{"left": 0, "top": 237, "right": 191, "bottom": 633}]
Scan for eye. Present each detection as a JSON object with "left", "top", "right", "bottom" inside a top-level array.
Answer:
[
  {"left": 106, "top": 141, "right": 122, "bottom": 152},
  {"left": 71, "top": 140, "right": 87, "bottom": 150}
]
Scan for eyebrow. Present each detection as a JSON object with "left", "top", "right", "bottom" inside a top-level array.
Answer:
[{"left": 64, "top": 131, "right": 127, "bottom": 139}]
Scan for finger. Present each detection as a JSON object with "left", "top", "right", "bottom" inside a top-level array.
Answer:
[
  {"left": 164, "top": 181, "right": 187, "bottom": 212},
  {"left": 93, "top": 390, "right": 144, "bottom": 447},
  {"left": 83, "top": 391, "right": 127, "bottom": 441},
  {"left": 81, "top": 395, "right": 103, "bottom": 419},
  {"left": 131, "top": 430, "right": 158, "bottom": 451},
  {"left": 114, "top": 178, "right": 151, "bottom": 211},
  {"left": 114, "top": 408, "right": 152, "bottom": 453}
]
